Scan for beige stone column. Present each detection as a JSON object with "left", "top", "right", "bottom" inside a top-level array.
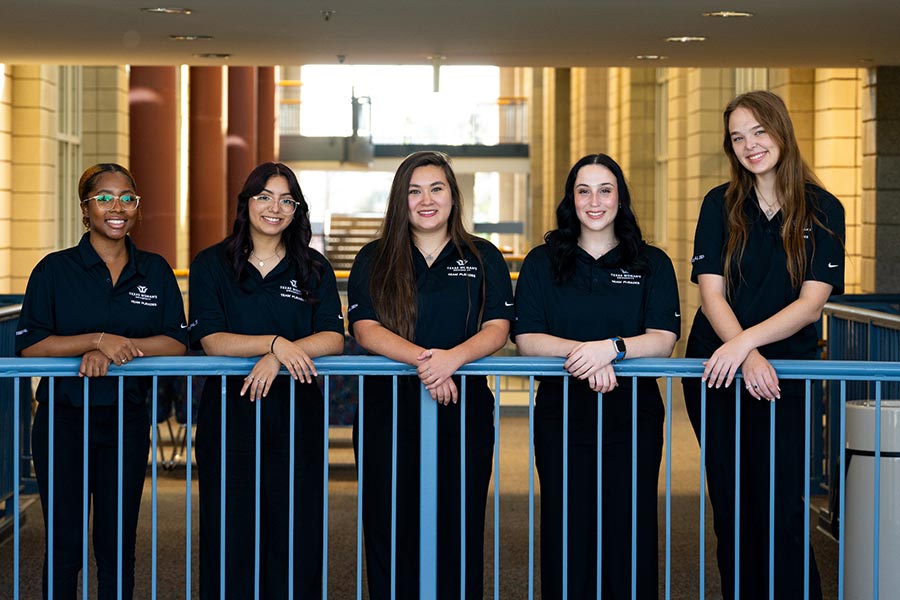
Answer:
[
  {"left": 570, "top": 68, "right": 609, "bottom": 160},
  {"left": 813, "top": 69, "right": 863, "bottom": 292},
  {"left": 862, "top": 67, "right": 900, "bottom": 292},
  {"left": 83, "top": 66, "right": 129, "bottom": 166},
  {"left": 0, "top": 65, "right": 12, "bottom": 292},
  {"left": 10, "top": 66, "right": 58, "bottom": 292}
]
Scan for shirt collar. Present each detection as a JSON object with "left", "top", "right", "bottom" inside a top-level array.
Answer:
[{"left": 77, "top": 232, "right": 143, "bottom": 277}]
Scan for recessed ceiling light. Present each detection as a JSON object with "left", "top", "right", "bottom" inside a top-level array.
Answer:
[
  {"left": 141, "top": 7, "right": 192, "bottom": 15},
  {"left": 703, "top": 10, "right": 753, "bottom": 18},
  {"left": 635, "top": 55, "right": 668, "bottom": 61},
  {"left": 665, "top": 36, "right": 707, "bottom": 43},
  {"left": 193, "top": 53, "right": 230, "bottom": 59},
  {"left": 169, "top": 34, "right": 213, "bottom": 41}
]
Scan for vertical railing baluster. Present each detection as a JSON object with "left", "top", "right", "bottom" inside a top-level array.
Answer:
[
  {"left": 48, "top": 377, "right": 54, "bottom": 600},
  {"left": 873, "top": 380, "right": 882, "bottom": 600},
  {"left": 699, "top": 382, "right": 706, "bottom": 600},
  {"left": 391, "top": 376, "right": 398, "bottom": 600},
  {"left": 804, "top": 380, "right": 811, "bottom": 600},
  {"left": 664, "top": 378, "right": 672, "bottom": 600},
  {"left": 152, "top": 376, "right": 159, "bottom": 600},
  {"left": 528, "top": 375, "right": 535, "bottom": 600},
  {"left": 289, "top": 381, "right": 296, "bottom": 600},
  {"left": 13, "top": 377, "right": 21, "bottom": 600},
  {"left": 186, "top": 375, "right": 193, "bottom": 600},
  {"left": 597, "top": 389, "right": 603, "bottom": 600},
  {"left": 493, "top": 375, "right": 501, "bottom": 600},
  {"left": 562, "top": 376, "right": 568, "bottom": 600},
  {"left": 356, "top": 375, "right": 364, "bottom": 600},
  {"left": 838, "top": 380, "right": 846, "bottom": 600},
  {"left": 734, "top": 384, "right": 741, "bottom": 600},
  {"left": 117, "top": 376, "right": 124, "bottom": 599},
  {"left": 460, "top": 375, "right": 467, "bottom": 600},
  {"left": 82, "top": 377, "right": 90, "bottom": 599},
  {"left": 322, "top": 375, "right": 330, "bottom": 600},
  {"left": 219, "top": 376, "right": 227, "bottom": 600},
  {"left": 769, "top": 397, "right": 775, "bottom": 600},
  {"left": 419, "top": 379, "right": 438, "bottom": 599},
  {"left": 254, "top": 384, "right": 262, "bottom": 600},
  {"left": 631, "top": 377, "right": 637, "bottom": 600}
]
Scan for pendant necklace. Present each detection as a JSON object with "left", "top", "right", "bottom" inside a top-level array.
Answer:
[
  {"left": 756, "top": 186, "right": 780, "bottom": 219},
  {"left": 417, "top": 238, "right": 447, "bottom": 264},
  {"left": 250, "top": 248, "right": 281, "bottom": 267}
]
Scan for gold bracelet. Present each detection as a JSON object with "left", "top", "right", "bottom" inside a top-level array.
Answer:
[{"left": 97, "top": 332, "right": 105, "bottom": 350}]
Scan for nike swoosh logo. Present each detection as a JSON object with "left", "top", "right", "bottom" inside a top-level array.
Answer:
[
  {"left": 180, "top": 323, "right": 190, "bottom": 329},
  {"left": 828, "top": 263, "right": 839, "bottom": 268},
  {"left": 504, "top": 301, "right": 514, "bottom": 307}
]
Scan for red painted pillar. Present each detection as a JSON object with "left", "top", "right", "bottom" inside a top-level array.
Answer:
[
  {"left": 226, "top": 67, "right": 258, "bottom": 222},
  {"left": 189, "top": 66, "right": 228, "bottom": 257},
  {"left": 257, "top": 67, "right": 277, "bottom": 164},
  {"left": 129, "top": 66, "right": 177, "bottom": 265}
]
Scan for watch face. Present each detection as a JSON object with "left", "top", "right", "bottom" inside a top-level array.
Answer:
[{"left": 614, "top": 338, "right": 626, "bottom": 354}]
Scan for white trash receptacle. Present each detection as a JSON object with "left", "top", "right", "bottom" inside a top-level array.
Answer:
[{"left": 844, "top": 399, "right": 900, "bottom": 600}]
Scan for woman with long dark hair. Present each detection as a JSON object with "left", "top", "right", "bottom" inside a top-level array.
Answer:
[
  {"left": 683, "top": 90, "right": 845, "bottom": 599},
  {"left": 190, "top": 162, "right": 344, "bottom": 598},
  {"left": 348, "top": 151, "right": 514, "bottom": 599},
  {"left": 17, "top": 163, "right": 188, "bottom": 599},
  {"left": 514, "top": 153, "right": 680, "bottom": 598}
]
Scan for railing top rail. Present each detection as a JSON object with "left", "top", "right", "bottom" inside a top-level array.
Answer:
[
  {"left": 2, "top": 355, "right": 899, "bottom": 382},
  {"left": 0, "top": 303, "right": 22, "bottom": 321},
  {"left": 823, "top": 301, "right": 900, "bottom": 327}
]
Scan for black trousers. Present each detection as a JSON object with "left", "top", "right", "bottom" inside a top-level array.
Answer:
[
  {"left": 534, "top": 378, "right": 663, "bottom": 600},
  {"left": 196, "top": 378, "right": 325, "bottom": 599},
  {"left": 31, "top": 400, "right": 150, "bottom": 600},
  {"left": 353, "top": 375, "right": 495, "bottom": 600},
  {"left": 682, "top": 377, "right": 823, "bottom": 600}
]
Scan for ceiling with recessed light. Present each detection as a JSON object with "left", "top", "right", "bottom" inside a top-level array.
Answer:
[{"left": 0, "top": 0, "right": 897, "bottom": 67}]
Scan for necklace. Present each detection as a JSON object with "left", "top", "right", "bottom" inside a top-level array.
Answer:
[
  {"left": 756, "top": 186, "right": 780, "bottom": 219},
  {"left": 250, "top": 248, "right": 281, "bottom": 267},
  {"left": 416, "top": 238, "right": 447, "bottom": 263}
]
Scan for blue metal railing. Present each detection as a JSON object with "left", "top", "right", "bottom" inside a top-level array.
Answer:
[{"left": 1, "top": 355, "right": 898, "bottom": 599}]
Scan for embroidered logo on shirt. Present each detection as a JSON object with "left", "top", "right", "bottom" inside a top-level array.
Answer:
[
  {"left": 180, "top": 319, "right": 198, "bottom": 330},
  {"left": 15, "top": 328, "right": 27, "bottom": 336},
  {"left": 279, "top": 280, "right": 306, "bottom": 302},
  {"left": 129, "top": 285, "right": 159, "bottom": 307},
  {"left": 828, "top": 262, "right": 839, "bottom": 269},
  {"left": 348, "top": 303, "right": 358, "bottom": 312},
  {"left": 803, "top": 226, "right": 813, "bottom": 240},
  {"left": 691, "top": 254, "right": 705, "bottom": 263},
  {"left": 446, "top": 261, "right": 478, "bottom": 278},
  {"left": 609, "top": 269, "right": 642, "bottom": 285},
  {"left": 504, "top": 301, "right": 514, "bottom": 307}
]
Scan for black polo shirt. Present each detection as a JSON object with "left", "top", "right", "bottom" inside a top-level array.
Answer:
[
  {"left": 513, "top": 242, "right": 681, "bottom": 345},
  {"left": 688, "top": 183, "right": 845, "bottom": 359},
  {"left": 189, "top": 242, "right": 343, "bottom": 347},
  {"left": 347, "top": 238, "right": 514, "bottom": 349},
  {"left": 15, "top": 233, "right": 188, "bottom": 407}
]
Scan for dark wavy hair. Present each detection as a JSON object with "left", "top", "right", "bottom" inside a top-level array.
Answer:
[
  {"left": 370, "top": 151, "right": 483, "bottom": 341},
  {"left": 223, "top": 162, "right": 322, "bottom": 299},
  {"left": 545, "top": 153, "right": 647, "bottom": 284}
]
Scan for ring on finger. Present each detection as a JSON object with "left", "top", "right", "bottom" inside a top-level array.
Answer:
[
  {"left": 753, "top": 384, "right": 759, "bottom": 390},
  {"left": 246, "top": 375, "right": 253, "bottom": 381}
]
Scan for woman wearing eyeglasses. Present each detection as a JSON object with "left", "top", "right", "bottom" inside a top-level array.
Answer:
[
  {"left": 16, "top": 163, "right": 188, "bottom": 599},
  {"left": 189, "top": 162, "right": 344, "bottom": 599}
]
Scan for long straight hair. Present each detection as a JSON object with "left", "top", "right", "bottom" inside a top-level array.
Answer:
[
  {"left": 370, "top": 151, "right": 482, "bottom": 341},
  {"left": 545, "top": 154, "right": 647, "bottom": 284},
  {"left": 722, "top": 91, "right": 832, "bottom": 292},
  {"left": 223, "top": 162, "right": 322, "bottom": 299}
]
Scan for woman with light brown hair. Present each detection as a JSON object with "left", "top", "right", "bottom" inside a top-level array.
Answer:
[
  {"left": 683, "top": 90, "right": 845, "bottom": 599},
  {"left": 348, "top": 151, "right": 514, "bottom": 599}
]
